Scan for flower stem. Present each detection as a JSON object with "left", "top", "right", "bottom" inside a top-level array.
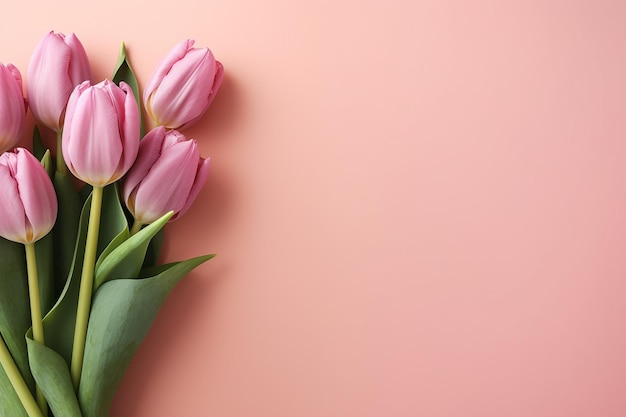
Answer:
[
  {"left": 71, "top": 186, "right": 103, "bottom": 390},
  {"left": 56, "top": 130, "right": 67, "bottom": 175},
  {"left": 129, "top": 220, "right": 143, "bottom": 236},
  {"left": 0, "top": 335, "right": 43, "bottom": 417},
  {"left": 24, "top": 243, "right": 48, "bottom": 415}
]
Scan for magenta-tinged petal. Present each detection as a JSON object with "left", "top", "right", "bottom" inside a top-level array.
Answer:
[
  {"left": 174, "top": 156, "right": 210, "bottom": 220},
  {"left": 143, "top": 39, "right": 195, "bottom": 104}
]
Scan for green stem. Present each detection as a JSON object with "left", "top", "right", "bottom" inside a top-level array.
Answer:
[
  {"left": 0, "top": 335, "right": 43, "bottom": 417},
  {"left": 71, "top": 186, "right": 103, "bottom": 390},
  {"left": 129, "top": 220, "right": 143, "bottom": 236},
  {"left": 56, "top": 130, "right": 67, "bottom": 175},
  {"left": 24, "top": 243, "right": 48, "bottom": 415}
]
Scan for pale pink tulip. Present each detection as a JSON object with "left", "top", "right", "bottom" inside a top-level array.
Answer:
[
  {"left": 123, "top": 126, "right": 210, "bottom": 224},
  {"left": 62, "top": 80, "right": 139, "bottom": 187},
  {"left": 0, "top": 63, "right": 26, "bottom": 153},
  {"left": 144, "top": 39, "right": 223, "bottom": 130},
  {"left": 27, "top": 31, "right": 92, "bottom": 132},
  {"left": 0, "top": 148, "right": 57, "bottom": 244}
]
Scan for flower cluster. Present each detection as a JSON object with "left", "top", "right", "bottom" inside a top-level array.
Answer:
[{"left": 0, "top": 31, "right": 223, "bottom": 417}]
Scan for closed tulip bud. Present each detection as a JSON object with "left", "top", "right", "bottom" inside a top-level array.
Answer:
[
  {"left": 0, "top": 148, "right": 57, "bottom": 244},
  {"left": 144, "top": 39, "right": 224, "bottom": 130},
  {"left": 0, "top": 63, "right": 26, "bottom": 153},
  {"left": 27, "top": 31, "right": 92, "bottom": 132},
  {"left": 62, "top": 80, "right": 139, "bottom": 187},
  {"left": 123, "top": 126, "right": 210, "bottom": 224}
]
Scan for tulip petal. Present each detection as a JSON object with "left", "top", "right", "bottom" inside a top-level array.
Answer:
[
  {"left": 132, "top": 139, "right": 198, "bottom": 223},
  {"left": 0, "top": 64, "right": 25, "bottom": 153},
  {"left": 0, "top": 160, "right": 28, "bottom": 243},
  {"left": 27, "top": 33, "right": 74, "bottom": 131},
  {"left": 149, "top": 48, "right": 217, "bottom": 128},
  {"left": 65, "top": 85, "right": 124, "bottom": 186},
  {"left": 143, "top": 39, "right": 195, "bottom": 105},
  {"left": 117, "top": 82, "right": 140, "bottom": 179},
  {"left": 174, "top": 156, "right": 210, "bottom": 220},
  {"left": 13, "top": 149, "right": 57, "bottom": 242},
  {"left": 122, "top": 127, "right": 166, "bottom": 205},
  {"left": 64, "top": 33, "right": 92, "bottom": 85}
]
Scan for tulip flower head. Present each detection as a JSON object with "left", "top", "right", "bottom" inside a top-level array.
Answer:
[
  {"left": 144, "top": 39, "right": 224, "bottom": 130},
  {"left": 0, "top": 148, "right": 57, "bottom": 244},
  {"left": 62, "top": 80, "right": 140, "bottom": 187},
  {"left": 0, "top": 63, "right": 26, "bottom": 153},
  {"left": 27, "top": 31, "right": 92, "bottom": 132},
  {"left": 123, "top": 126, "right": 210, "bottom": 224}
]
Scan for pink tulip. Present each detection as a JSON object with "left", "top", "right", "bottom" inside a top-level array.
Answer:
[
  {"left": 0, "top": 148, "right": 57, "bottom": 244},
  {"left": 123, "top": 127, "right": 210, "bottom": 224},
  {"left": 62, "top": 80, "right": 139, "bottom": 187},
  {"left": 27, "top": 31, "right": 92, "bottom": 132},
  {"left": 144, "top": 39, "right": 224, "bottom": 130},
  {"left": 0, "top": 63, "right": 26, "bottom": 153}
]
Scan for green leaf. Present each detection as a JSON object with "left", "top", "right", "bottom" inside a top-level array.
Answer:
[
  {"left": 94, "top": 211, "right": 173, "bottom": 289},
  {"left": 41, "top": 187, "right": 130, "bottom": 367},
  {"left": 32, "top": 126, "right": 46, "bottom": 162},
  {"left": 0, "top": 335, "right": 29, "bottom": 417},
  {"left": 0, "top": 238, "right": 34, "bottom": 395},
  {"left": 112, "top": 42, "right": 144, "bottom": 136},
  {"left": 52, "top": 171, "right": 82, "bottom": 297},
  {"left": 40, "top": 194, "right": 91, "bottom": 367},
  {"left": 143, "top": 228, "right": 165, "bottom": 268},
  {"left": 26, "top": 338, "right": 82, "bottom": 417},
  {"left": 78, "top": 254, "right": 214, "bottom": 417},
  {"left": 36, "top": 151, "right": 56, "bottom": 314},
  {"left": 94, "top": 184, "right": 130, "bottom": 271}
]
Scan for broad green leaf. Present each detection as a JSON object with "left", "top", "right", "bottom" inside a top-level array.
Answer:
[
  {"left": 94, "top": 211, "right": 173, "bottom": 289},
  {"left": 79, "top": 254, "right": 214, "bottom": 417},
  {"left": 41, "top": 187, "right": 130, "bottom": 367},
  {"left": 0, "top": 335, "right": 29, "bottom": 417},
  {"left": 32, "top": 126, "right": 46, "bottom": 162},
  {"left": 143, "top": 228, "right": 165, "bottom": 268},
  {"left": 0, "top": 238, "right": 33, "bottom": 394},
  {"left": 95, "top": 184, "right": 130, "bottom": 271},
  {"left": 52, "top": 171, "right": 82, "bottom": 297},
  {"left": 36, "top": 151, "right": 56, "bottom": 314},
  {"left": 26, "top": 338, "right": 82, "bottom": 417},
  {"left": 112, "top": 42, "right": 144, "bottom": 136}
]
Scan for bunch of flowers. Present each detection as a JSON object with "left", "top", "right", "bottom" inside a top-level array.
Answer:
[{"left": 0, "top": 31, "right": 223, "bottom": 417}]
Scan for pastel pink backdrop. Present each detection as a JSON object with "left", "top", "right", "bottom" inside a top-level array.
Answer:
[{"left": 2, "top": 0, "right": 626, "bottom": 416}]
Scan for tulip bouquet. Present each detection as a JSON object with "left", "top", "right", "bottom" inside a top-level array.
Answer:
[{"left": 0, "top": 32, "right": 223, "bottom": 417}]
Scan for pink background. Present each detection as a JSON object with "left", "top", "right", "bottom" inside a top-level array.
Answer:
[{"left": 3, "top": 0, "right": 626, "bottom": 416}]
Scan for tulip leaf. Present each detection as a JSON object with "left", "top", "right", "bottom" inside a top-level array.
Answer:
[
  {"left": 144, "top": 228, "right": 165, "bottom": 268},
  {"left": 41, "top": 188, "right": 131, "bottom": 367},
  {"left": 113, "top": 42, "right": 144, "bottom": 136},
  {"left": 35, "top": 151, "right": 57, "bottom": 314},
  {"left": 0, "top": 237, "right": 33, "bottom": 417},
  {"left": 78, "top": 254, "right": 214, "bottom": 417},
  {"left": 94, "top": 211, "right": 173, "bottom": 289},
  {"left": 95, "top": 184, "right": 130, "bottom": 270},
  {"left": 26, "top": 338, "right": 82, "bottom": 417},
  {"left": 32, "top": 126, "right": 46, "bottom": 162},
  {"left": 52, "top": 171, "right": 83, "bottom": 297}
]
